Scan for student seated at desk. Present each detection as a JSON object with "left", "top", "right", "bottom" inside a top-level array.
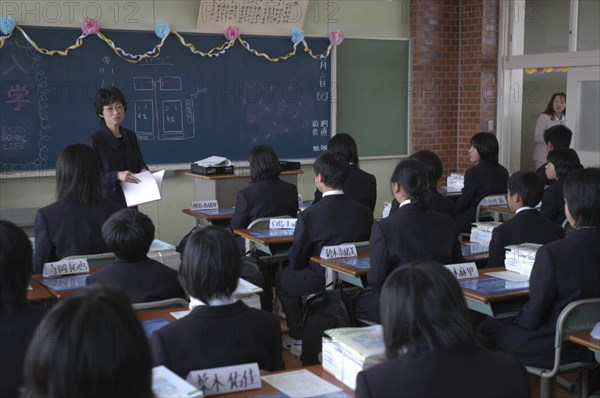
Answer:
[
  {"left": 22, "top": 285, "right": 153, "bottom": 398},
  {"left": 540, "top": 148, "right": 582, "bottom": 225},
  {"left": 87, "top": 209, "right": 184, "bottom": 303},
  {"left": 455, "top": 132, "right": 509, "bottom": 233},
  {"left": 33, "top": 144, "right": 123, "bottom": 273},
  {"left": 354, "top": 159, "right": 463, "bottom": 323},
  {"left": 150, "top": 226, "right": 283, "bottom": 377},
  {"left": 312, "top": 133, "right": 377, "bottom": 212},
  {"left": 279, "top": 151, "right": 373, "bottom": 355},
  {"left": 535, "top": 125, "right": 573, "bottom": 186},
  {"left": 487, "top": 171, "right": 564, "bottom": 267},
  {"left": 390, "top": 150, "right": 457, "bottom": 217},
  {"left": 230, "top": 145, "right": 298, "bottom": 250},
  {"left": 0, "top": 221, "right": 46, "bottom": 398},
  {"left": 355, "top": 261, "right": 529, "bottom": 398},
  {"left": 479, "top": 168, "right": 600, "bottom": 368}
]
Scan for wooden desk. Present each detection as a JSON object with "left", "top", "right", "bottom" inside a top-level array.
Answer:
[
  {"left": 136, "top": 305, "right": 189, "bottom": 322},
  {"left": 31, "top": 272, "right": 94, "bottom": 300},
  {"left": 311, "top": 252, "right": 370, "bottom": 288},
  {"left": 27, "top": 277, "right": 55, "bottom": 304},
  {"left": 438, "top": 187, "right": 461, "bottom": 198},
  {"left": 480, "top": 204, "right": 515, "bottom": 221},
  {"left": 233, "top": 228, "right": 293, "bottom": 256},
  {"left": 460, "top": 267, "right": 529, "bottom": 318},
  {"left": 216, "top": 365, "right": 353, "bottom": 398},
  {"left": 461, "top": 241, "right": 489, "bottom": 262},
  {"left": 570, "top": 330, "right": 600, "bottom": 363},
  {"left": 182, "top": 207, "right": 235, "bottom": 227}
]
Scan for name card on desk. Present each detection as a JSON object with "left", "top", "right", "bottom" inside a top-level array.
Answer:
[
  {"left": 191, "top": 200, "right": 219, "bottom": 211},
  {"left": 480, "top": 195, "right": 508, "bottom": 206},
  {"left": 186, "top": 363, "right": 261, "bottom": 396},
  {"left": 43, "top": 257, "right": 90, "bottom": 277},
  {"left": 445, "top": 262, "right": 479, "bottom": 280},
  {"left": 269, "top": 218, "right": 297, "bottom": 229},
  {"left": 320, "top": 244, "right": 358, "bottom": 259}
]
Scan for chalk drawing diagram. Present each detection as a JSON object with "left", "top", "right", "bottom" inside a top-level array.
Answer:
[
  {"left": 132, "top": 75, "right": 195, "bottom": 141},
  {"left": 0, "top": 39, "right": 50, "bottom": 172}
]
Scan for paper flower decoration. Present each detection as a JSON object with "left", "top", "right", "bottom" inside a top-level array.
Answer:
[
  {"left": 0, "top": 15, "right": 15, "bottom": 35},
  {"left": 81, "top": 17, "right": 99, "bottom": 35},
  {"left": 224, "top": 25, "right": 240, "bottom": 41},
  {"left": 291, "top": 28, "right": 304, "bottom": 45},
  {"left": 328, "top": 28, "right": 344, "bottom": 46},
  {"left": 154, "top": 23, "right": 170, "bottom": 40}
]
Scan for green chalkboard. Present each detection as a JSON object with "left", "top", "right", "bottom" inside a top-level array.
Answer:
[{"left": 336, "top": 39, "right": 409, "bottom": 157}]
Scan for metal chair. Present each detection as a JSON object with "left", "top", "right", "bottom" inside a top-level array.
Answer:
[
  {"left": 132, "top": 297, "right": 190, "bottom": 311},
  {"left": 526, "top": 297, "right": 600, "bottom": 398}
]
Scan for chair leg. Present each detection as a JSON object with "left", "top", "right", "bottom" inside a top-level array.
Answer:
[
  {"left": 558, "top": 375, "right": 576, "bottom": 393},
  {"left": 576, "top": 368, "right": 590, "bottom": 398},
  {"left": 541, "top": 377, "right": 557, "bottom": 398}
]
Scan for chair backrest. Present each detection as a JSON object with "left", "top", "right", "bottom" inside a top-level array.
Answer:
[
  {"left": 132, "top": 297, "right": 190, "bottom": 311},
  {"left": 70, "top": 252, "right": 116, "bottom": 270},
  {"left": 546, "top": 297, "right": 600, "bottom": 376},
  {"left": 341, "top": 240, "right": 370, "bottom": 254},
  {"left": 245, "top": 215, "right": 293, "bottom": 253}
]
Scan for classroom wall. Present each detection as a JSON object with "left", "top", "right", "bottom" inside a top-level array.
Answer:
[{"left": 0, "top": 0, "right": 408, "bottom": 244}]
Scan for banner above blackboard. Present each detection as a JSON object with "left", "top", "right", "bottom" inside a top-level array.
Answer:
[{"left": 0, "top": 26, "right": 333, "bottom": 172}]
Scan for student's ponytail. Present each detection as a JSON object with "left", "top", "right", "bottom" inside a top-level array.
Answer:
[{"left": 390, "top": 159, "right": 431, "bottom": 211}]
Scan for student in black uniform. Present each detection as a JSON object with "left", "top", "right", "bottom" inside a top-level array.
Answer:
[
  {"left": 279, "top": 151, "right": 373, "bottom": 355},
  {"left": 540, "top": 148, "right": 582, "bottom": 225},
  {"left": 390, "top": 149, "right": 456, "bottom": 217},
  {"left": 479, "top": 167, "right": 600, "bottom": 368},
  {"left": 312, "top": 133, "right": 377, "bottom": 212},
  {"left": 354, "top": 159, "right": 463, "bottom": 323},
  {"left": 22, "top": 286, "right": 153, "bottom": 398},
  {"left": 487, "top": 171, "right": 564, "bottom": 267},
  {"left": 535, "top": 125, "right": 572, "bottom": 186},
  {"left": 151, "top": 226, "right": 283, "bottom": 377},
  {"left": 355, "top": 261, "right": 530, "bottom": 398},
  {"left": 455, "top": 132, "right": 509, "bottom": 233},
  {"left": 88, "top": 209, "right": 184, "bottom": 303},
  {"left": 0, "top": 221, "right": 46, "bottom": 398}
]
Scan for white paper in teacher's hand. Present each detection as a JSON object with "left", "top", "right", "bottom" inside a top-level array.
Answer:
[{"left": 121, "top": 170, "right": 163, "bottom": 207}]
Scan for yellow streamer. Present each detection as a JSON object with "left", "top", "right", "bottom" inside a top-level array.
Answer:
[
  {"left": 17, "top": 26, "right": 85, "bottom": 56},
  {"left": 172, "top": 30, "right": 231, "bottom": 57},
  {"left": 0, "top": 31, "right": 13, "bottom": 49},
  {"left": 238, "top": 37, "right": 297, "bottom": 62},
  {"left": 97, "top": 32, "right": 165, "bottom": 64}
]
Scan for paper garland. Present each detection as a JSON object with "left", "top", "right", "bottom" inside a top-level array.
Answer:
[
  {"left": 525, "top": 67, "right": 568, "bottom": 74},
  {"left": 0, "top": 18, "right": 342, "bottom": 63}
]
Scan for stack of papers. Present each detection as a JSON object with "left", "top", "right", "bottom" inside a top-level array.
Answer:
[
  {"left": 234, "top": 278, "right": 263, "bottom": 310},
  {"left": 121, "top": 170, "right": 164, "bottom": 207},
  {"left": 322, "top": 325, "right": 386, "bottom": 389},
  {"left": 470, "top": 221, "right": 502, "bottom": 246},
  {"left": 504, "top": 243, "right": 542, "bottom": 276},
  {"left": 446, "top": 173, "right": 464, "bottom": 192}
]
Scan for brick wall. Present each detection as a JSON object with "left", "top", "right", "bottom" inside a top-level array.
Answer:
[{"left": 410, "top": 0, "right": 499, "bottom": 176}]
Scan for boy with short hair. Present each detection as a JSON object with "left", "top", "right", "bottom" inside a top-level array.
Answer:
[
  {"left": 88, "top": 209, "right": 185, "bottom": 303},
  {"left": 278, "top": 151, "right": 373, "bottom": 355},
  {"left": 536, "top": 125, "right": 572, "bottom": 185},
  {"left": 486, "top": 171, "right": 564, "bottom": 267}
]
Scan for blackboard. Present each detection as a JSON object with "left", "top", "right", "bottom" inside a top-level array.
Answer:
[
  {"left": 337, "top": 39, "right": 409, "bottom": 157},
  {"left": 0, "top": 26, "right": 332, "bottom": 172}
]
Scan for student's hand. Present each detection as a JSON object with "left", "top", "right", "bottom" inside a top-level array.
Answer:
[{"left": 118, "top": 170, "right": 140, "bottom": 183}]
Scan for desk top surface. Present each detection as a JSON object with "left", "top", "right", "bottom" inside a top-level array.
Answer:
[
  {"left": 27, "top": 277, "right": 54, "bottom": 303},
  {"left": 186, "top": 169, "right": 303, "bottom": 180},
  {"left": 570, "top": 330, "right": 600, "bottom": 352},
  {"left": 182, "top": 207, "right": 235, "bottom": 221},
  {"left": 480, "top": 204, "right": 514, "bottom": 214},
  {"left": 460, "top": 267, "right": 529, "bottom": 303},
  {"left": 311, "top": 251, "right": 371, "bottom": 277},
  {"left": 31, "top": 272, "right": 94, "bottom": 300},
  {"left": 233, "top": 228, "right": 294, "bottom": 245},
  {"left": 136, "top": 305, "right": 189, "bottom": 322}
]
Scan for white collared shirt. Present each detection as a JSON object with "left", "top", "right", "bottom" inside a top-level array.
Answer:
[
  {"left": 189, "top": 295, "right": 236, "bottom": 309},
  {"left": 322, "top": 189, "right": 344, "bottom": 197},
  {"left": 398, "top": 198, "right": 411, "bottom": 208},
  {"left": 515, "top": 206, "right": 535, "bottom": 214}
]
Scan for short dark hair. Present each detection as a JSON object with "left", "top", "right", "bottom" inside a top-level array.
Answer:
[
  {"left": 543, "top": 125, "right": 572, "bottom": 149},
  {"left": 313, "top": 151, "right": 349, "bottom": 189},
  {"left": 22, "top": 285, "right": 153, "bottom": 398},
  {"left": 0, "top": 220, "right": 33, "bottom": 317},
  {"left": 542, "top": 92, "right": 566, "bottom": 119},
  {"left": 249, "top": 145, "right": 281, "bottom": 182},
  {"left": 380, "top": 261, "right": 477, "bottom": 358},
  {"left": 179, "top": 226, "right": 240, "bottom": 303},
  {"left": 470, "top": 132, "right": 499, "bottom": 164},
  {"left": 409, "top": 150, "right": 443, "bottom": 188},
  {"left": 328, "top": 133, "right": 359, "bottom": 165},
  {"left": 563, "top": 167, "right": 600, "bottom": 228},
  {"left": 94, "top": 86, "right": 128, "bottom": 120},
  {"left": 546, "top": 148, "right": 582, "bottom": 179},
  {"left": 102, "top": 209, "right": 154, "bottom": 261},
  {"left": 56, "top": 144, "right": 103, "bottom": 204},
  {"left": 390, "top": 159, "right": 431, "bottom": 211},
  {"left": 507, "top": 171, "right": 544, "bottom": 207}
]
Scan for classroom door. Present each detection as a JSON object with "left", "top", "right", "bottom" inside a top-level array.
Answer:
[{"left": 566, "top": 67, "right": 600, "bottom": 167}]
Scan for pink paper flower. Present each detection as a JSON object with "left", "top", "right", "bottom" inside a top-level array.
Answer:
[
  {"left": 81, "top": 17, "right": 99, "bottom": 35},
  {"left": 224, "top": 25, "right": 240, "bottom": 41},
  {"left": 328, "top": 28, "right": 344, "bottom": 46}
]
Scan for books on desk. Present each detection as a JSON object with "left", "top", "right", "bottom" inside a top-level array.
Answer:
[
  {"left": 322, "top": 325, "right": 386, "bottom": 390},
  {"left": 461, "top": 242, "right": 489, "bottom": 257},
  {"left": 39, "top": 274, "right": 88, "bottom": 291},
  {"left": 470, "top": 221, "right": 502, "bottom": 246},
  {"left": 459, "top": 276, "right": 529, "bottom": 295},
  {"left": 337, "top": 257, "right": 371, "bottom": 269},
  {"left": 504, "top": 243, "right": 542, "bottom": 277},
  {"left": 446, "top": 173, "right": 464, "bottom": 192},
  {"left": 153, "top": 365, "right": 203, "bottom": 398}
]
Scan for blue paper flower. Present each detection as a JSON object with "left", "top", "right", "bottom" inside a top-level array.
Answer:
[
  {"left": 154, "top": 23, "right": 170, "bottom": 40},
  {"left": 0, "top": 15, "right": 16, "bottom": 35},
  {"left": 291, "top": 28, "right": 304, "bottom": 45}
]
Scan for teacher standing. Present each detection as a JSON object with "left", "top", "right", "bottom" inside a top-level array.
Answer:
[
  {"left": 532, "top": 92, "right": 566, "bottom": 169},
  {"left": 86, "top": 87, "right": 148, "bottom": 207}
]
